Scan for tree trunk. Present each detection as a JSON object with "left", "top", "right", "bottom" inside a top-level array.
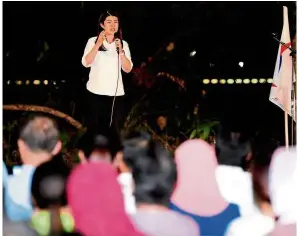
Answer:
[{"left": 3, "top": 104, "right": 84, "bottom": 130}]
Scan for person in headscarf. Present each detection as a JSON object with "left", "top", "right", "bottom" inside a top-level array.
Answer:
[
  {"left": 170, "top": 139, "right": 240, "bottom": 236},
  {"left": 224, "top": 146, "right": 296, "bottom": 236},
  {"left": 66, "top": 162, "right": 144, "bottom": 236},
  {"left": 268, "top": 147, "right": 297, "bottom": 236},
  {"left": 77, "top": 130, "right": 135, "bottom": 215},
  {"left": 122, "top": 131, "right": 199, "bottom": 236}
]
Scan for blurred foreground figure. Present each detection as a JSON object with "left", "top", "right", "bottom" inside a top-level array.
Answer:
[
  {"left": 215, "top": 129, "right": 255, "bottom": 216},
  {"left": 5, "top": 116, "right": 61, "bottom": 221},
  {"left": 269, "top": 147, "right": 297, "bottom": 236},
  {"left": 77, "top": 131, "right": 114, "bottom": 164},
  {"left": 171, "top": 139, "right": 240, "bottom": 236},
  {"left": 67, "top": 162, "right": 144, "bottom": 236},
  {"left": 122, "top": 131, "right": 199, "bottom": 236},
  {"left": 30, "top": 157, "right": 74, "bottom": 235},
  {"left": 225, "top": 147, "right": 297, "bottom": 236},
  {"left": 3, "top": 162, "right": 37, "bottom": 236}
]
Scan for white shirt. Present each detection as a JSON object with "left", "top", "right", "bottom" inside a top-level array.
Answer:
[
  {"left": 225, "top": 214, "right": 275, "bottom": 236},
  {"left": 5, "top": 165, "right": 36, "bottom": 220},
  {"left": 117, "top": 172, "right": 136, "bottom": 214},
  {"left": 82, "top": 37, "right": 133, "bottom": 96},
  {"left": 216, "top": 165, "right": 258, "bottom": 216}
]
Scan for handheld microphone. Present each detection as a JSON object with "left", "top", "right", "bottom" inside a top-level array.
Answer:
[{"left": 115, "top": 38, "right": 120, "bottom": 54}]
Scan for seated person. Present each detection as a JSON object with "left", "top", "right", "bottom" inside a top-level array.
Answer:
[
  {"left": 3, "top": 162, "right": 37, "bottom": 236},
  {"left": 76, "top": 131, "right": 119, "bottom": 164},
  {"left": 269, "top": 147, "right": 296, "bottom": 236},
  {"left": 170, "top": 139, "right": 240, "bottom": 236},
  {"left": 123, "top": 131, "right": 199, "bottom": 236},
  {"left": 215, "top": 127, "right": 256, "bottom": 216},
  {"left": 30, "top": 157, "right": 74, "bottom": 236},
  {"left": 5, "top": 116, "right": 61, "bottom": 221},
  {"left": 66, "top": 162, "right": 144, "bottom": 236}
]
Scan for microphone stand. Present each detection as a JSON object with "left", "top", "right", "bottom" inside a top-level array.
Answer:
[{"left": 272, "top": 33, "right": 296, "bottom": 145}]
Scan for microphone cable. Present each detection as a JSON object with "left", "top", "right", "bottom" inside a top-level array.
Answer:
[{"left": 109, "top": 47, "right": 120, "bottom": 128}]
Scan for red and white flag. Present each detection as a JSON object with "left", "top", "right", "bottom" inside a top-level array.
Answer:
[{"left": 269, "top": 6, "right": 296, "bottom": 121}]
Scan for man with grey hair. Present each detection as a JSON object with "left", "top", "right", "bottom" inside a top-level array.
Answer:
[{"left": 5, "top": 116, "right": 62, "bottom": 221}]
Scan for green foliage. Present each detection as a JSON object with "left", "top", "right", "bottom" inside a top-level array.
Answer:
[
  {"left": 3, "top": 120, "right": 18, "bottom": 132},
  {"left": 189, "top": 121, "right": 219, "bottom": 140}
]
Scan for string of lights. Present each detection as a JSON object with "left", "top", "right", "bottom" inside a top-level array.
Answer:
[{"left": 5, "top": 78, "right": 273, "bottom": 86}]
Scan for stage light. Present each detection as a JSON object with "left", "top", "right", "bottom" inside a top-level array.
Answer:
[
  {"left": 236, "top": 79, "right": 242, "bottom": 84},
  {"left": 44, "top": 80, "right": 48, "bottom": 85},
  {"left": 220, "top": 79, "right": 226, "bottom": 84},
  {"left": 190, "top": 51, "right": 196, "bottom": 57},
  {"left": 259, "top": 78, "right": 266, "bottom": 83},
  {"left": 251, "top": 78, "right": 258, "bottom": 84},
  {"left": 53, "top": 81, "right": 57, "bottom": 85},
  {"left": 16, "top": 80, "right": 22, "bottom": 85},
  {"left": 203, "top": 79, "right": 210, "bottom": 84},
  {"left": 7, "top": 80, "right": 10, "bottom": 85},
  {"left": 211, "top": 79, "right": 218, "bottom": 84},
  {"left": 25, "top": 80, "right": 30, "bottom": 85},
  {"left": 239, "top": 62, "right": 244, "bottom": 68},
  {"left": 61, "top": 80, "right": 66, "bottom": 83},
  {"left": 33, "top": 80, "right": 40, "bottom": 85},
  {"left": 227, "top": 79, "right": 234, "bottom": 84},
  {"left": 267, "top": 78, "right": 273, "bottom": 83},
  {"left": 243, "top": 79, "right": 250, "bottom": 84}
]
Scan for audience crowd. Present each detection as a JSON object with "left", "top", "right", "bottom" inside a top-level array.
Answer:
[{"left": 3, "top": 116, "right": 297, "bottom": 236}]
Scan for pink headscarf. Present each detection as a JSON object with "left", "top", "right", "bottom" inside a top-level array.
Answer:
[
  {"left": 66, "top": 162, "right": 144, "bottom": 236},
  {"left": 171, "top": 139, "right": 229, "bottom": 216},
  {"left": 268, "top": 147, "right": 297, "bottom": 236}
]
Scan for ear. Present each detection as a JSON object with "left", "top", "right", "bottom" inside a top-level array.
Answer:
[
  {"left": 78, "top": 150, "right": 87, "bottom": 164},
  {"left": 100, "top": 23, "right": 105, "bottom": 29},
  {"left": 17, "top": 139, "right": 27, "bottom": 161},
  {"left": 17, "top": 139, "right": 24, "bottom": 150},
  {"left": 52, "top": 141, "right": 62, "bottom": 156}
]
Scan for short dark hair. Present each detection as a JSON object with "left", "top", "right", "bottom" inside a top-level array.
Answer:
[
  {"left": 31, "top": 156, "right": 70, "bottom": 209},
  {"left": 19, "top": 116, "right": 59, "bottom": 153},
  {"left": 77, "top": 131, "right": 118, "bottom": 159},
  {"left": 215, "top": 128, "right": 251, "bottom": 168},
  {"left": 122, "top": 130, "right": 177, "bottom": 206}
]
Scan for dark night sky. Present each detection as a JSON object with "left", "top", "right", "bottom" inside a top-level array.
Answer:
[
  {"left": 3, "top": 1, "right": 296, "bottom": 81},
  {"left": 2, "top": 1, "right": 297, "bottom": 141}
]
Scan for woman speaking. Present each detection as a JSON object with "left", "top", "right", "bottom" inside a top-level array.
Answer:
[{"left": 82, "top": 10, "right": 133, "bottom": 135}]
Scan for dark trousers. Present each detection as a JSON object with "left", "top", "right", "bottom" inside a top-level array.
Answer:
[{"left": 85, "top": 90, "right": 124, "bottom": 137}]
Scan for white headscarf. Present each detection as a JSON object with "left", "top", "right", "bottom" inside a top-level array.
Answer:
[{"left": 269, "top": 147, "right": 297, "bottom": 224}]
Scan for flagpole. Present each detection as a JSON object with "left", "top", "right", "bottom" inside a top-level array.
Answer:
[
  {"left": 291, "top": 57, "right": 296, "bottom": 146},
  {"left": 285, "top": 111, "right": 289, "bottom": 149}
]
